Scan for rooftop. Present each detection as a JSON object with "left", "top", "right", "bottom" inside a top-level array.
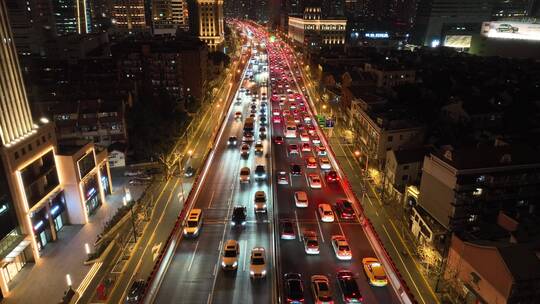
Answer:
[{"left": 393, "top": 147, "right": 431, "bottom": 164}]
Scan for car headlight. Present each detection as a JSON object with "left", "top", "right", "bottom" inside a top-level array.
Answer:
[
  {"left": 241, "top": 221, "right": 246, "bottom": 225},
  {"left": 222, "top": 261, "right": 227, "bottom": 267},
  {"left": 262, "top": 204, "right": 267, "bottom": 208},
  {"left": 250, "top": 271, "right": 255, "bottom": 275},
  {"left": 261, "top": 270, "right": 266, "bottom": 275},
  {"left": 233, "top": 261, "right": 238, "bottom": 267}
]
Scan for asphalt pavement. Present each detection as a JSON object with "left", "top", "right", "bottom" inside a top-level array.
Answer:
[{"left": 152, "top": 46, "right": 275, "bottom": 304}]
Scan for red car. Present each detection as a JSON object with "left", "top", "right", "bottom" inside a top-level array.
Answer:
[
  {"left": 326, "top": 171, "right": 339, "bottom": 183},
  {"left": 288, "top": 144, "right": 299, "bottom": 154},
  {"left": 301, "top": 143, "right": 311, "bottom": 152},
  {"left": 336, "top": 200, "right": 356, "bottom": 220},
  {"left": 274, "top": 136, "right": 284, "bottom": 145}
]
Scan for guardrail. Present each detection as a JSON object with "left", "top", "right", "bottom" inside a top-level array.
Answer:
[
  {"left": 277, "top": 42, "right": 418, "bottom": 304},
  {"left": 140, "top": 50, "right": 248, "bottom": 304}
]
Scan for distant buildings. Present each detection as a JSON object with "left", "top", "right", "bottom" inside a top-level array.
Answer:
[
  {"left": 363, "top": 62, "right": 415, "bottom": 88},
  {"left": 195, "top": 0, "right": 225, "bottom": 50},
  {"left": 152, "top": 0, "right": 189, "bottom": 34},
  {"left": 288, "top": 6, "right": 347, "bottom": 53},
  {"left": 112, "top": 0, "right": 147, "bottom": 31}
]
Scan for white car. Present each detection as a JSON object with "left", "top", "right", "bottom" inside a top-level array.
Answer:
[
  {"left": 319, "top": 157, "right": 331, "bottom": 170},
  {"left": 318, "top": 204, "right": 334, "bottom": 222},
  {"left": 303, "top": 230, "right": 320, "bottom": 255},
  {"left": 249, "top": 247, "right": 267, "bottom": 279},
  {"left": 239, "top": 167, "right": 251, "bottom": 183},
  {"left": 221, "top": 240, "right": 239, "bottom": 271},
  {"left": 311, "top": 275, "right": 333, "bottom": 304},
  {"left": 254, "top": 191, "right": 267, "bottom": 213},
  {"left": 331, "top": 235, "right": 352, "bottom": 260},
  {"left": 308, "top": 174, "right": 322, "bottom": 189},
  {"left": 294, "top": 191, "right": 308, "bottom": 208},
  {"left": 300, "top": 132, "right": 310, "bottom": 142}
]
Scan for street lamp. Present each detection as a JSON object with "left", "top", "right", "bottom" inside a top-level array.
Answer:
[
  {"left": 66, "top": 274, "right": 72, "bottom": 288},
  {"left": 123, "top": 196, "right": 137, "bottom": 242}
]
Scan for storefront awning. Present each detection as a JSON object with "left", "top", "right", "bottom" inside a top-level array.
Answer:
[{"left": 1, "top": 239, "right": 31, "bottom": 265}]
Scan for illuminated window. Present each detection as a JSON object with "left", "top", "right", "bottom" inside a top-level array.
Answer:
[{"left": 473, "top": 188, "right": 483, "bottom": 196}]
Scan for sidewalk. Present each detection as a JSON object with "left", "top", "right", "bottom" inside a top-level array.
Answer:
[{"left": 2, "top": 168, "right": 147, "bottom": 304}]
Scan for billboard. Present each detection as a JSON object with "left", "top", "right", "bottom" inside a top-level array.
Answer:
[
  {"left": 482, "top": 21, "right": 540, "bottom": 41},
  {"left": 444, "top": 35, "right": 472, "bottom": 48}
]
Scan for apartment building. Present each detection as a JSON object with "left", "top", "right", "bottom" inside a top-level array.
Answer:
[
  {"left": 112, "top": 0, "right": 147, "bottom": 31},
  {"left": 384, "top": 147, "right": 430, "bottom": 199},
  {"left": 196, "top": 0, "right": 225, "bottom": 50},
  {"left": 418, "top": 143, "right": 540, "bottom": 233},
  {"left": 363, "top": 62, "right": 416, "bottom": 88}
]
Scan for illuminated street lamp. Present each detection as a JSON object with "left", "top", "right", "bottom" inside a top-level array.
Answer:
[{"left": 354, "top": 150, "right": 361, "bottom": 158}]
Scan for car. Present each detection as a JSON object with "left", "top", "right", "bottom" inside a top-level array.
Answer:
[
  {"left": 249, "top": 247, "right": 267, "bottom": 279},
  {"left": 281, "top": 220, "right": 295, "bottom": 240},
  {"left": 303, "top": 230, "right": 320, "bottom": 255},
  {"left": 124, "top": 169, "right": 143, "bottom": 177},
  {"left": 231, "top": 206, "right": 247, "bottom": 227},
  {"left": 311, "top": 135, "right": 321, "bottom": 145},
  {"left": 254, "top": 141, "right": 264, "bottom": 154},
  {"left": 319, "top": 157, "right": 331, "bottom": 170},
  {"left": 260, "top": 116, "right": 267, "bottom": 125},
  {"left": 277, "top": 171, "right": 289, "bottom": 185},
  {"left": 331, "top": 235, "right": 352, "bottom": 260},
  {"left": 337, "top": 271, "right": 363, "bottom": 303},
  {"left": 288, "top": 144, "right": 299, "bottom": 155},
  {"left": 273, "top": 108, "right": 281, "bottom": 116},
  {"left": 254, "top": 164, "right": 267, "bottom": 180},
  {"left": 294, "top": 191, "right": 308, "bottom": 208},
  {"left": 317, "top": 146, "right": 328, "bottom": 156},
  {"left": 326, "top": 171, "right": 340, "bottom": 183},
  {"left": 235, "top": 111, "right": 242, "bottom": 119},
  {"left": 228, "top": 136, "right": 238, "bottom": 146},
  {"left": 254, "top": 191, "right": 267, "bottom": 213},
  {"left": 129, "top": 179, "right": 147, "bottom": 185},
  {"left": 184, "top": 166, "right": 195, "bottom": 177},
  {"left": 308, "top": 174, "right": 322, "bottom": 189},
  {"left": 273, "top": 115, "right": 282, "bottom": 123},
  {"left": 307, "top": 125, "right": 316, "bottom": 135},
  {"left": 301, "top": 143, "right": 311, "bottom": 152},
  {"left": 306, "top": 157, "right": 318, "bottom": 169},
  {"left": 239, "top": 167, "right": 251, "bottom": 183},
  {"left": 274, "top": 136, "right": 284, "bottom": 144},
  {"left": 290, "top": 164, "right": 302, "bottom": 176},
  {"left": 335, "top": 200, "right": 356, "bottom": 220},
  {"left": 318, "top": 204, "right": 334, "bottom": 222},
  {"left": 236, "top": 97, "right": 242, "bottom": 104},
  {"left": 496, "top": 23, "right": 519, "bottom": 33},
  {"left": 284, "top": 273, "right": 305, "bottom": 303},
  {"left": 311, "top": 275, "right": 333, "bottom": 304},
  {"left": 259, "top": 126, "right": 267, "bottom": 134},
  {"left": 362, "top": 257, "right": 388, "bottom": 286},
  {"left": 243, "top": 132, "right": 254, "bottom": 142},
  {"left": 221, "top": 240, "right": 239, "bottom": 270},
  {"left": 125, "top": 280, "right": 147, "bottom": 303},
  {"left": 300, "top": 132, "right": 310, "bottom": 142},
  {"left": 240, "top": 144, "right": 250, "bottom": 157}
]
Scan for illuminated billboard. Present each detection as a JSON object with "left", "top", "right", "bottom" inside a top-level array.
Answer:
[
  {"left": 482, "top": 21, "right": 540, "bottom": 41},
  {"left": 444, "top": 35, "right": 472, "bottom": 48}
]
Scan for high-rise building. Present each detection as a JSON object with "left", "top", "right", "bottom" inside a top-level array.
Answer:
[
  {"left": 411, "top": 0, "right": 492, "bottom": 46},
  {"left": 112, "top": 0, "right": 147, "bottom": 31},
  {"left": 152, "top": 0, "right": 189, "bottom": 34},
  {"left": 52, "top": 0, "right": 93, "bottom": 35},
  {"left": 491, "top": 0, "right": 537, "bottom": 19},
  {"left": 4, "top": 0, "right": 57, "bottom": 55},
  {"left": 0, "top": 1, "right": 112, "bottom": 297},
  {"left": 195, "top": 0, "right": 224, "bottom": 50}
]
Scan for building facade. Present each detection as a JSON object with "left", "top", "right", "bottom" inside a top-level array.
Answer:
[
  {"left": 363, "top": 62, "right": 415, "bottom": 88},
  {"left": 112, "top": 0, "right": 147, "bottom": 31},
  {"left": 418, "top": 144, "right": 540, "bottom": 233},
  {"left": 196, "top": 0, "right": 224, "bottom": 50},
  {"left": 0, "top": 2, "right": 111, "bottom": 296},
  {"left": 152, "top": 0, "right": 189, "bottom": 34},
  {"left": 288, "top": 6, "right": 347, "bottom": 51}
]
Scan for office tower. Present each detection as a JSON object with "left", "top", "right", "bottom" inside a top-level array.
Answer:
[
  {"left": 4, "top": 0, "right": 57, "bottom": 55},
  {"left": 52, "top": 0, "right": 92, "bottom": 35},
  {"left": 196, "top": 0, "right": 224, "bottom": 50},
  {"left": 491, "top": 0, "right": 537, "bottom": 18},
  {"left": 152, "top": 0, "right": 189, "bottom": 34},
  {"left": 112, "top": 0, "right": 147, "bottom": 31}
]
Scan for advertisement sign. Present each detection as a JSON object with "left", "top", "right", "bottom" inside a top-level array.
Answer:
[
  {"left": 482, "top": 21, "right": 540, "bottom": 41},
  {"left": 444, "top": 35, "right": 472, "bottom": 48}
]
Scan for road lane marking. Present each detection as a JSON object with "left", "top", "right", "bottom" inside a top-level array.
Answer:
[
  {"left": 242, "top": 240, "right": 248, "bottom": 272},
  {"left": 294, "top": 210, "right": 301, "bottom": 242},
  {"left": 188, "top": 241, "right": 200, "bottom": 272},
  {"left": 207, "top": 190, "right": 216, "bottom": 209},
  {"left": 336, "top": 214, "right": 346, "bottom": 237},
  {"left": 315, "top": 211, "right": 325, "bottom": 243}
]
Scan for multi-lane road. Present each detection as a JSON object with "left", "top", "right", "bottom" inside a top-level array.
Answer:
[{"left": 148, "top": 23, "right": 404, "bottom": 304}]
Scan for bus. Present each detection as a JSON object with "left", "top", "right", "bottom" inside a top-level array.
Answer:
[{"left": 284, "top": 116, "right": 297, "bottom": 138}]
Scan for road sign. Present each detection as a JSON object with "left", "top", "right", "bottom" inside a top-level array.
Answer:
[
  {"left": 325, "top": 118, "right": 335, "bottom": 128},
  {"left": 316, "top": 115, "right": 325, "bottom": 127}
]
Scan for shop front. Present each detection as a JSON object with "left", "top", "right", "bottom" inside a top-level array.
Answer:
[
  {"left": 49, "top": 192, "right": 67, "bottom": 232},
  {"left": 99, "top": 164, "right": 111, "bottom": 195},
  {"left": 30, "top": 208, "right": 52, "bottom": 252},
  {"left": 82, "top": 175, "right": 101, "bottom": 216}
]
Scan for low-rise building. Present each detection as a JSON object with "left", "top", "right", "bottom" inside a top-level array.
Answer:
[
  {"left": 385, "top": 147, "right": 429, "bottom": 200},
  {"left": 363, "top": 62, "right": 416, "bottom": 88},
  {"left": 444, "top": 234, "right": 540, "bottom": 304},
  {"left": 349, "top": 101, "right": 425, "bottom": 171}
]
